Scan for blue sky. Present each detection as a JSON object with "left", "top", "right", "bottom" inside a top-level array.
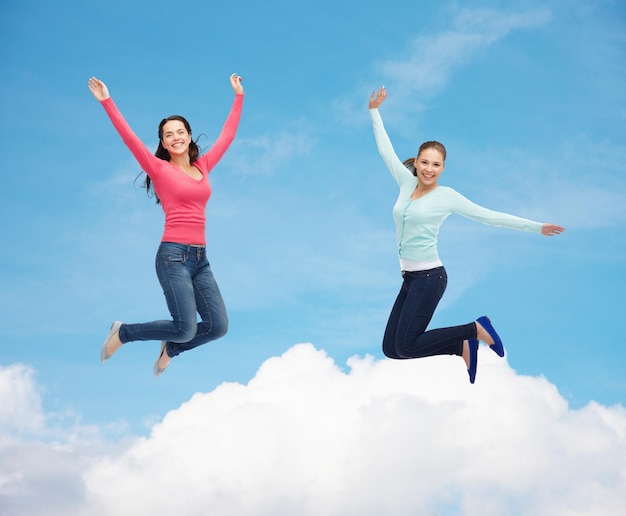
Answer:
[{"left": 1, "top": 1, "right": 625, "bottom": 514}]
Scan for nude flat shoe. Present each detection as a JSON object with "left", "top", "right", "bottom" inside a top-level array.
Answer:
[
  {"left": 153, "top": 340, "right": 170, "bottom": 377},
  {"left": 101, "top": 321, "right": 123, "bottom": 363}
]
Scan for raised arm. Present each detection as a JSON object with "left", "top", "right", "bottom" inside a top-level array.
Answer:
[
  {"left": 196, "top": 73, "right": 245, "bottom": 172},
  {"left": 87, "top": 77, "right": 160, "bottom": 176},
  {"left": 369, "top": 87, "right": 415, "bottom": 187}
]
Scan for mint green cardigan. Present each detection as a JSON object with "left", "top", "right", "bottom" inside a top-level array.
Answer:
[{"left": 370, "top": 108, "right": 542, "bottom": 264}]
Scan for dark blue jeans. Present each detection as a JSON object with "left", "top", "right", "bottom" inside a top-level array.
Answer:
[
  {"left": 119, "top": 242, "right": 228, "bottom": 358},
  {"left": 382, "top": 267, "right": 476, "bottom": 359}
]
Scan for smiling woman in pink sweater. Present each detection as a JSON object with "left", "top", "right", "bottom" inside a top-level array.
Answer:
[{"left": 89, "top": 74, "right": 244, "bottom": 376}]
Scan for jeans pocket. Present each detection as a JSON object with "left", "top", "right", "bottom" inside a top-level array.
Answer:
[{"left": 162, "top": 250, "right": 186, "bottom": 265}]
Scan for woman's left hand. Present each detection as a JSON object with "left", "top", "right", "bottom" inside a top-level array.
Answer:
[
  {"left": 541, "top": 223, "right": 565, "bottom": 236},
  {"left": 230, "top": 73, "right": 244, "bottom": 94}
]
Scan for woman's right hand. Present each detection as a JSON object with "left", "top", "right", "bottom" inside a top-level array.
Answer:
[
  {"left": 88, "top": 77, "right": 110, "bottom": 101},
  {"left": 369, "top": 86, "right": 387, "bottom": 109}
]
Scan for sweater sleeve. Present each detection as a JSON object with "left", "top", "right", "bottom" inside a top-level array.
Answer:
[
  {"left": 100, "top": 98, "right": 162, "bottom": 178},
  {"left": 447, "top": 188, "right": 543, "bottom": 233},
  {"left": 195, "top": 93, "right": 244, "bottom": 174},
  {"left": 369, "top": 108, "right": 416, "bottom": 187}
]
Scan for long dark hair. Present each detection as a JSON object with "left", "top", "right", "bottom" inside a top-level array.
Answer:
[
  {"left": 403, "top": 141, "right": 447, "bottom": 176},
  {"left": 143, "top": 115, "right": 201, "bottom": 204}
]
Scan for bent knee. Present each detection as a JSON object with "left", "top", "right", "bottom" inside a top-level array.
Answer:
[
  {"left": 213, "top": 318, "right": 228, "bottom": 339},
  {"left": 172, "top": 322, "right": 197, "bottom": 343},
  {"left": 382, "top": 343, "right": 403, "bottom": 360},
  {"left": 393, "top": 341, "right": 411, "bottom": 359},
  {"left": 199, "top": 317, "right": 228, "bottom": 341}
]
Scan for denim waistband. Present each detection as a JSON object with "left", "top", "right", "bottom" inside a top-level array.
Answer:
[
  {"left": 401, "top": 266, "right": 445, "bottom": 278},
  {"left": 161, "top": 241, "right": 206, "bottom": 249}
]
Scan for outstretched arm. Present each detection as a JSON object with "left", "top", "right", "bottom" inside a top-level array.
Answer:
[
  {"left": 196, "top": 73, "right": 245, "bottom": 172},
  {"left": 369, "top": 86, "right": 415, "bottom": 187},
  {"left": 449, "top": 189, "right": 565, "bottom": 235},
  {"left": 87, "top": 76, "right": 160, "bottom": 176}
]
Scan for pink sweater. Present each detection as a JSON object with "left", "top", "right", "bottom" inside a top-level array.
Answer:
[{"left": 101, "top": 94, "right": 244, "bottom": 245}]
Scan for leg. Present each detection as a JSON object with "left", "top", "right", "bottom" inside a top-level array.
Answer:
[
  {"left": 382, "top": 280, "right": 409, "bottom": 359},
  {"left": 119, "top": 243, "right": 199, "bottom": 346},
  {"left": 167, "top": 250, "right": 228, "bottom": 357},
  {"left": 393, "top": 268, "right": 475, "bottom": 359}
]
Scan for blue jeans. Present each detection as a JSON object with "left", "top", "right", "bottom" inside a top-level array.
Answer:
[
  {"left": 382, "top": 267, "right": 476, "bottom": 359},
  {"left": 118, "top": 243, "right": 228, "bottom": 358}
]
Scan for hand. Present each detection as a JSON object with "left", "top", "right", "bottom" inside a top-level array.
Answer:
[
  {"left": 88, "top": 77, "right": 110, "bottom": 101},
  {"left": 369, "top": 86, "right": 387, "bottom": 109},
  {"left": 230, "top": 73, "right": 244, "bottom": 94},
  {"left": 541, "top": 223, "right": 565, "bottom": 236}
]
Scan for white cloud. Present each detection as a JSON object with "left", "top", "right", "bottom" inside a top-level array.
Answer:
[
  {"left": 81, "top": 345, "right": 626, "bottom": 515},
  {"left": 4, "top": 344, "right": 625, "bottom": 515},
  {"left": 0, "top": 365, "right": 117, "bottom": 516},
  {"left": 0, "top": 365, "right": 44, "bottom": 442},
  {"left": 336, "top": 7, "right": 551, "bottom": 124},
  {"left": 380, "top": 8, "right": 550, "bottom": 99}
]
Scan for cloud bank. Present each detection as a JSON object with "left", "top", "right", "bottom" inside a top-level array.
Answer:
[{"left": 2, "top": 346, "right": 625, "bottom": 516}]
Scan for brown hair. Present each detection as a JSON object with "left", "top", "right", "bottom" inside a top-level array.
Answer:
[{"left": 403, "top": 141, "right": 447, "bottom": 176}]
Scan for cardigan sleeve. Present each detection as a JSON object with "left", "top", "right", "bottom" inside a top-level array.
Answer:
[
  {"left": 447, "top": 188, "right": 543, "bottom": 233},
  {"left": 369, "top": 108, "right": 416, "bottom": 187}
]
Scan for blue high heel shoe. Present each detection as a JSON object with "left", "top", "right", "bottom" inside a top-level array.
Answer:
[
  {"left": 476, "top": 316, "right": 505, "bottom": 357},
  {"left": 467, "top": 339, "right": 479, "bottom": 384}
]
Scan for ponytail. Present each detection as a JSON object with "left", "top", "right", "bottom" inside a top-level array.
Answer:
[{"left": 403, "top": 157, "right": 417, "bottom": 176}]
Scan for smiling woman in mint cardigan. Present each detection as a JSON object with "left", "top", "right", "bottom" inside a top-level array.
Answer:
[
  {"left": 89, "top": 74, "right": 244, "bottom": 376},
  {"left": 369, "top": 86, "right": 564, "bottom": 383}
]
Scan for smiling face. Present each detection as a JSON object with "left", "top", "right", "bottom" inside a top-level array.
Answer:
[
  {"left": 413, "top": 147, "right": 445, "bottom": 187},
  {"left": 161, "top": 119, "right": 192, "bottom": 157}
]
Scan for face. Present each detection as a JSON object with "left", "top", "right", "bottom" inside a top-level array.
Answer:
[
  {"left": 413, "top": 148, "right": 445, "bottom": 187},
  {"left": 161, "top": 120, "right": 191, "bottom": 157}
]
